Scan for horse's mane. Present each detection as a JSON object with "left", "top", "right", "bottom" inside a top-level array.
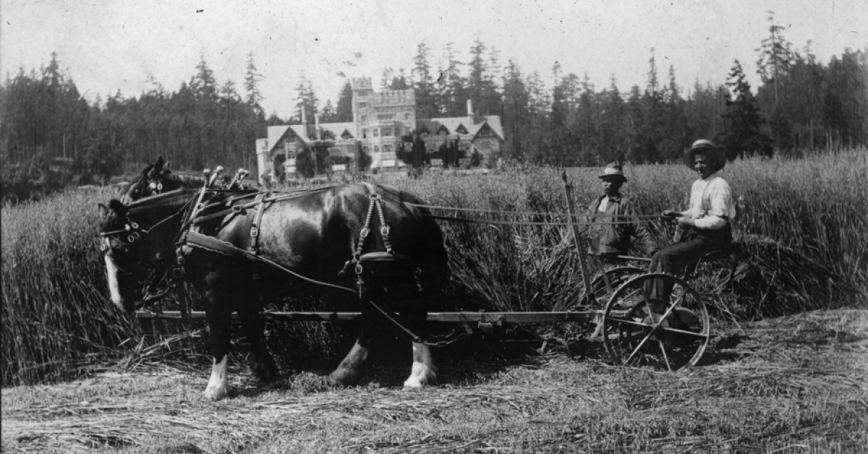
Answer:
[
  {"left": 128, "top": 170, "right": 205, "bottom": 188},
  {"left": 127, "top": 187, "right": 198, "bottom": 212},
  {"left": 171, "top": 172, "right": 206, "bottom": 187}
]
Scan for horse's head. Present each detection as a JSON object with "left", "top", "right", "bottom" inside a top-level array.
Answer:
[
  {"left": 122, "top": 156, "right": 185, "bottom": 203},
  {"left": 98, "top": 194, "right": 186, "bottom": 312}
]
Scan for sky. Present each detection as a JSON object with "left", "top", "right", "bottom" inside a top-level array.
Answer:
[{"left": 1, "top": 0, "right": 866, "bottom": 119}]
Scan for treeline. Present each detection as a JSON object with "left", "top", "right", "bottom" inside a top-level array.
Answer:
[
  {"left": 1, "top": 13, "right": 866, "bottom": 201},
  {"left": 0, "top": 52, "right": 270, "bottom": 201}
]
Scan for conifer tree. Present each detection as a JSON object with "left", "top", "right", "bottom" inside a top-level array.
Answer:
[
  {"left": 719, "top": 60, "right": 773, "bottom": 159},
  {"left": 244, "top": 52, "right": 264, "bottom": 116}
]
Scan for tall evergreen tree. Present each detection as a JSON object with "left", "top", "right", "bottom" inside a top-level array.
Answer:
[
  {"left": 334, "top": 81, "right": 354, "bottom": 122},
  {"left": 501, "top": 59, "right": 529, "bottom": 160},
  {"left": 293, "top": 74, "right": 319, "bottom": 126},
  {"left": 192, "top": 53, "right": 218, "bottom": 101},
  {"left": 718, "top": 60, "right": 773, "bottom": 159},
  {"left": 244, "top": 52, "right": 264, "bottom": 116},
  {"left": 412, "top": 42, "right": 438, "bottom": 119},
  {"left": 468, "top": 37, "right": 487, "bottom": 117},
  {"left": 755, "top": 11, "right": 794, "bottom": 110}
]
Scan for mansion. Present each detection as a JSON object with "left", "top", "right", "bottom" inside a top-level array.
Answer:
[{"left": 255, "top": 77, "right": 504, "bottom": 181}]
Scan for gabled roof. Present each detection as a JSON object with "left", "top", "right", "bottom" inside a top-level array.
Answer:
[
  {"left": 469, "top": 116, "right": 505, "bottom": 142},
  {"left": 318, "top": 122, "right": 355, "bottom": 141},
  {"left": 415, "top": 115, "right": 504, "bottom": 142},
  {"left": 267, "top": 122, "right": 357, "bottom": 154},
  {"left": 266, "top": 125, "right": 292, "bottom": 154}
]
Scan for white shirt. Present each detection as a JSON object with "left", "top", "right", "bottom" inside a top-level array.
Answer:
[{"left": 681, "top": 173, "right": 736, "bottom": 230}]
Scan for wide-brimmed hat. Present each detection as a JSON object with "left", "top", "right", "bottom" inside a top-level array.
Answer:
[
  {"left": 597, "top": 163, "right": 627, "bottom": 182},
  {"left": 683, "top": 139, "right": 725, "bottom": 171}
]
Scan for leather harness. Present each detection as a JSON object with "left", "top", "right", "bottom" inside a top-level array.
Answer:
[{"left": 168, "top": 186, "right": 450, "bottom": 345}]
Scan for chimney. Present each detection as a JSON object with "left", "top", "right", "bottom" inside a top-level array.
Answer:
[
  {"left": 300, "top": 108, "right": 308, "bottom": 139},
  {"left": 467, "top": 99, "right": 474, "bottom": 124},
  {"left": 315, "top": 114, "right": 321, "bottom": 140}
]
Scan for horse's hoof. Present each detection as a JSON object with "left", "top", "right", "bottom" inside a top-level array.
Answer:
[
  {"left": 328, "top": 368, "right": 361, "bottom": 387},
  {"left": 204, "top": 385, "right": 229, "bottom": 401},
  {"left": 403, "top": 366, "right": 437, "bottom": 389}
]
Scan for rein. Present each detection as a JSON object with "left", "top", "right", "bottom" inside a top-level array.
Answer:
[{"left": 404, "top": 202, "right": 662, "bottom": 226}]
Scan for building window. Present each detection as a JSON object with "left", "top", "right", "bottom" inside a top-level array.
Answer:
[
  {"left": 404, "top": 113, "right": 410, "bottom": 121},
  {"left": 383, "top": 144, "right": 392, "bottom": 153},
  {"left": 381, "top": 128, "right": 392, "bottom": 137},
  {"left": 377, "top": 113, "right": 394, "bottom": 121},
  {"left": 373, "top": 128, "right": 379, "bottom": 138},
  {"left": 374, "top": 145, "right": 380, "bottom": 154},
  {"left": 361, "top": 115, "right": 367, "bottom": 124}
]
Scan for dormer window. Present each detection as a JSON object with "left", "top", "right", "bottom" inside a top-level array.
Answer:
[
  {"left": 341, "top": 130, "right": 354, "bottom": 140},
  {"left": 456, "top": 124, "right": 468, "bottom": 134}
]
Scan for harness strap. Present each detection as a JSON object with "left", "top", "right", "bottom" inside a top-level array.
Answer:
[
  {"left": 373, "top": 195, "right": 392, "bottom": 253},
  {"left": 183, "top": 231, "right": 357, "bottom": 295},
  {"left": 181, "top": 234, "right": 456, "bottom": 346},
  {"left": 249, "top": 192, "right": 270, "bottom": 254},
  {"left": 353, "top": 194, "right": 379, "bottom": 263}
]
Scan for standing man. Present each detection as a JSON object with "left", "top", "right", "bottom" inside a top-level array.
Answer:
[
  {"left": 648, "top": 139, "right": 736, "bottom": 300},
  {"left": 410, "top": 132, "right": 426, "bottom": 178},
  {"left": 587, "top": 163, "right": 658, "bottom": 261}
]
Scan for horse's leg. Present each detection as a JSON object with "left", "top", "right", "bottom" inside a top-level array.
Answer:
[
  {"left": 238, "top": 306, "right": 279, "bottom": 382},
  {"left": 401, "top": 303, "right": 438, "bottom": 389},
  {"left": 201, "top": 268, "right": 243, "bottom": 401},
  {"left": 329, "top": 309, "right": 378, "bottom": 386},
  {"left": 204, "top": 304, "right": 233, "bottom": 401}
]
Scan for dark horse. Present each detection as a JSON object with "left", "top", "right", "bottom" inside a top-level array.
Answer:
[
  {"left": 99, "top": 183, "right": 449, "bottom": 400},
  {"left": 122, "top": 156, "right": 214, "bottom": 202}
]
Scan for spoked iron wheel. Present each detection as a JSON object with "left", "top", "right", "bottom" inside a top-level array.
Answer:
[
  {"left": 583, "top": 266, "right": 644, "bottom": 308},
  {"left": 601, "top": 273, "right": 710, "bottom": 371}
]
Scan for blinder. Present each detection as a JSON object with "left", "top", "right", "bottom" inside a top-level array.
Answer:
[{"left": 100, "top": 203, "right": 186, "bottom": 307}]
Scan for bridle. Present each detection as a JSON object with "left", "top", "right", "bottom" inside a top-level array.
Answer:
[
  {"left": 126, "top": 175, "right": 165, "bottom": 202},
  {"left": 100, "top": 204, "right": 189, "bottom": 305}
]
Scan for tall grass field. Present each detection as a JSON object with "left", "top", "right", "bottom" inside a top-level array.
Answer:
[{"left": 2, "top": 149, "right": 867, "bottom": 387}]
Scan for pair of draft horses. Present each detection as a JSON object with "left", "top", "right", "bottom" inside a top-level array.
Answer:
[{"left": 100, "top": 158, "right": 449, "bottom": 400}]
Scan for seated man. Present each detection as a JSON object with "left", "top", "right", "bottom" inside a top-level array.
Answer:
[
  {"left": 647, "top": 140, "right": 736, "bottom": 301},
  {"left": 587, "top": 163, "right": 658, "bottom": 262}
]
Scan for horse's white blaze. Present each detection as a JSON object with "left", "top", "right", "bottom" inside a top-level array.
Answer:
[
  {"left": 204, "top": 355, "right": 230, "bottom": 401},
  {"left": 403, "top": 343, "right": 436, "bottom": 389},
  {"left": 104, "top": 251, "right": 123, "bottom": 307}
]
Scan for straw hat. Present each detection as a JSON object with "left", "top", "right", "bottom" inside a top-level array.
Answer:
[
  {"left": 597, "top": 163, "right": 627, "bottom": 182},
  {"left": 683, "top": 139, "right": 725, "bottom": 171}
]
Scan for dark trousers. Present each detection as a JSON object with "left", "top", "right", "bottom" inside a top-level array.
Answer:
[{"left": 646, "top": 225, "right": 732, "bottom": 300}]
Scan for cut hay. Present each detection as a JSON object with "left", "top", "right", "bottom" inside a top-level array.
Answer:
[{"left": 3, "top": 309, "right": 866, "bottom": 453}]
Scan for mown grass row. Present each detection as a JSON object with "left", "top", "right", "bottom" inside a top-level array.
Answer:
[{"left": 2, "top": 150, "right": 866, "bottom": 386}]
